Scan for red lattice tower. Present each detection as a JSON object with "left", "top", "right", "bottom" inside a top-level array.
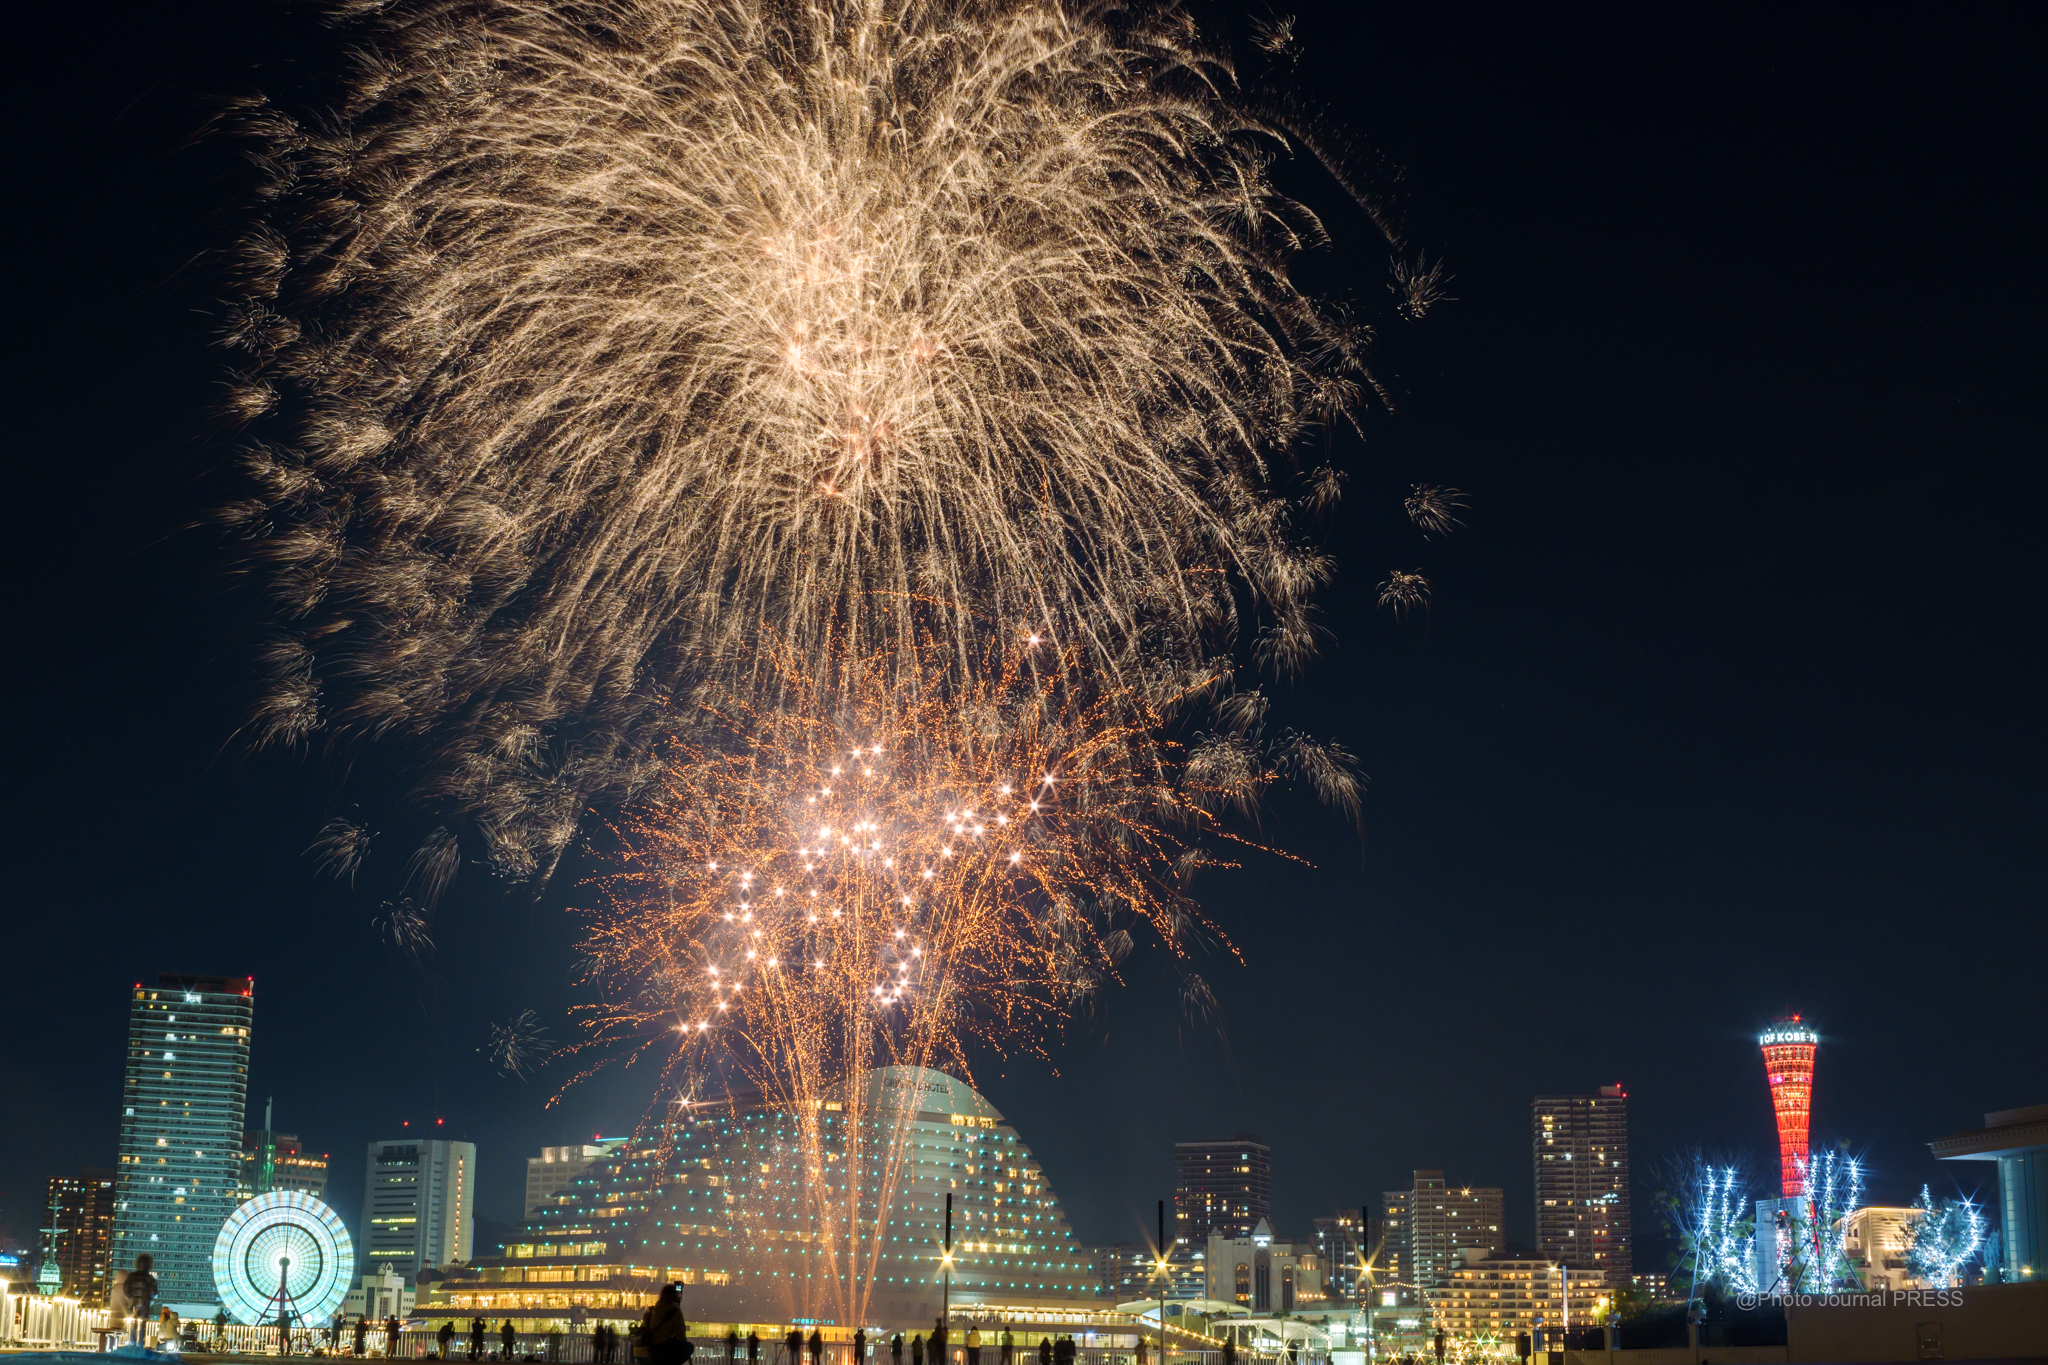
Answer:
[{"left": 1759, "top": 1017, "right": 1819, "bottom": 1197}]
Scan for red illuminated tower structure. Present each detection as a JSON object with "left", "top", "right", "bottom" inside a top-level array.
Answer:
[{"left": 1759, "top": 1017, "right": 1819, "bottom": 1197}]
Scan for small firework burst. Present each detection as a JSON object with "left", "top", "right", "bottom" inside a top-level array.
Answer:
[
  {"left": 1405, "top": 484, "right": 1468, "bottom": 537},
  {"left": 485, "top": 1010, "right": 554, "bottom": 1079},
  {"left": 1378, "top": 570, "right": 1431, "bottom": 619},
  {"left": 1392, "top": 255, "right": 1456, "bottom": 320},
  {"left": 308, "top": 815, "right": 373, "bottom": 884},
  {"left": 1249, "top": 13, "right": 1298, "bottom": 58},
  {"left": 373, "top": 898, "right": 435, "bottom": 957}
]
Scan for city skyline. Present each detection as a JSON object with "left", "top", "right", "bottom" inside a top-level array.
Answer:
[{"left": 4, "top": 0, "right": 2044, "bottom": 1311}]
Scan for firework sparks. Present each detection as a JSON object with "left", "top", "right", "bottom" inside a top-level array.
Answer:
[
  {"left": 1378, "top": 569, "right": 1431, "bottom": 618},
  {"left": 308, "top": 815, "right": 373, "bottom": 884},
  {"left": 214, "top": 0, "right": 1409, "bottom": 884},
  {"left": 1393, "top": 255, "right": 1456, "bottom": 320},
  {"left": 373, "top": 897, "right": 436, "bottom": 958},
  {"left": 572, "top": 631, "right": 1330, "bottom": 1318},
  {"left": 1405, "top": 484, "right": 1468, "bottom": 537},
  {"left": 485, "top": 1010, "right": 554, "bottom": 1079}
]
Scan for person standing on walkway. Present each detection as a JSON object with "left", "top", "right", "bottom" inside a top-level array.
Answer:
[
  {"left": 786, "top": 1327, "right": 803, "bottom": 1365},
  {"left": 807, "top": 1327, "right": 824, "bottom": 1365},
  {"left": 356, "top": 1316, "right": 371, "bottom": 1357},
  {"left": 592, "top": 1323, "right": 607, "bottom": 1364},
  {"left": 110, "top": 1254, "right": 157, "bottom": 1347},
  {"left": 999, "top": 1331, "right": 1013, "bottom": 1365},
  {"left": 386, "top": 1315, "right": 402, "bottom": 1358},
  {"left": 1035, "top": 1339, "right": 1050, "bottom": 1365},
  {"left": 471, "top": 1316, "right": 488, "bottom": 1361},
  {"left": 965, "top": 1327, "right": 981, "bottom": 1365},
  {"left": 911, "top": 1334, "right": 924, "bottom": 1365},
  {"left": 502, "top": 1319, "right": 518, "bottom": 1360},
  {"left": 852, "top": 1329, "right": 865, "bottom": 1365},
  {"left": 640, "top": 1284, "right": 688, "bottom": 1365},
  {"left": 890, "top": 1335, "right": 903, "bottom": 1365},
  {"left": 438, "top": 1320, "right": 455, "bottom": 1358},
  {"left": 748, "top": 1330, "right": 760, "bottom": 1365}
]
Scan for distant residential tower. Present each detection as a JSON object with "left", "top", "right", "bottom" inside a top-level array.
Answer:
[{"left": 1533, "top": 1085, "right": 1632, "bottom": 1279}]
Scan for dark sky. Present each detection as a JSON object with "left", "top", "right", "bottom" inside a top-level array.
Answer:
[{"left": 5, "top": 1, "right": 2043, "bottom": 1270}]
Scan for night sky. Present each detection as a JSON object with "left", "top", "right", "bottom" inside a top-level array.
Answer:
[{"left": 5, "top": 1, "right": 2043, "bottom": 1271}]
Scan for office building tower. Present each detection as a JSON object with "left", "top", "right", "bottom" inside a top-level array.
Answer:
[
  {"left": 361, "top": 1138, "right": 476, "bottom": 1282},
  {"left": 525, "top": 1141, "right": 624, "bottom": 1217},
  {"left": 1173, "top": 1135, "right": 1271, "bottom": 1249},
  {"left": 1533, "top": 1085, "right": 1632, "bottom": 1279},
  {"left": 111, "top": 974, "right": 254, "bottom": 1313},
  {"left": 1759, "top": 1018, "right": 1819, "bottom": 1197},
  {"left": 42, "top": 1170, "right": 117, "bottom": 1303},
  {"left": 1400, "top": 1170, "right": 1503, "bottom": 1290}
]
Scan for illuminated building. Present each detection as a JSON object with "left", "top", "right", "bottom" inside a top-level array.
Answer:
[
  {"left": 1532, "top": 1086, "right": 1631, "bottom": 1279},
  {"left": 360, "top": 1138, "right": 476, "bottom": 1282},
  {"left": 1930, "top": 1103, "right": 2047, "bottom": 1283},
  {"left": 343, "top": 1264, "right": 417, "bottom": 1320},
  {"left": 527, "top": 1141, "right": 626, "bottom": 1217},
  {"left": 1759, "top": 1018, "right": 1819, "bottom": 1198},
  {"left": 241, "top": 1105, "right": 329, "bottom": 1201},
  {"left": 42, "top": 1169, "right": 116, "bottom": 1303},
  {"left": 1394, "top": 1172, "right": 1503, "bottom": 1291},
  {"left": 1173, "top": 1136, "right": 1271, "bottom": 1250},
  {"left": 111, "top": 973, "right": 255, "bottom": 1314},
  {"left": 1377, "top": 1189, "right": 1411, "bottom": 1304},
  {"left": 419, "top": 1067, "right": 1105, "bottom": 1330},
  {"left": 1423, "top": 1250, "right": 1605, "bottom": 1343},
  {"left": 1841, "top": 1206, "right": 1922, "bottom": 1291},
  {"left": 1204, "top": 1220, "right": 1325, "bottom": 1313}
]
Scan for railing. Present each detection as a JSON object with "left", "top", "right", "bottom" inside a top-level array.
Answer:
[
  {"left": 0, "top": 1288, "right": 111, "bottom": 1349},
  {"left": 236, "top": 1335, "right": 1315, "bottom": 1365}
]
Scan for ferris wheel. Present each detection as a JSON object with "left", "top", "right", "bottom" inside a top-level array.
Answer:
[{"left": 212, "top": 1190, "right": 356, "bottom": 1327}]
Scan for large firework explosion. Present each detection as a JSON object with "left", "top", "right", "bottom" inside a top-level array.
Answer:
[
  {"left": 573, "top": 627, "right": 1300, "bottom": 1314},
  {"left": 214, "top": 0, "right": 1411, "bottom": 883}
]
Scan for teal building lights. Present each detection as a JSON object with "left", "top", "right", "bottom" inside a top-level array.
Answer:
[
  {"left": 469, "top": 1066, "right": 1101, "bottom": 1327},
  {"left": 111, "top": 974, "right": 254, "bottom": 1314}
]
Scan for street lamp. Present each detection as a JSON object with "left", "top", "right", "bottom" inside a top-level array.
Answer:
[{"left": 1156, "top": 1201, "right": 1170, "bottom": 1365}]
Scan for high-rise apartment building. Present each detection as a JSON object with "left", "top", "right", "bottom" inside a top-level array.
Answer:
[
  {"left": 1399, "top": 1170, "right": 1503, "bottom": 1290},
  {"left": 1533, "top": 1086, "right": 1632, "bottom": 1280},
  {"left": 362, "top": 1138, "right": 476, "bottom": 1282},
  {"left": 524, "top": 1141, "right": 623, "bottom": 1217},
  {"left": 1379, "top": 1188, "right": 1412, "bottom": 1303},
  {"left": 42, "top": 1169, "right": 117, "bottom": 1303},
  {"left": 111, "top": 974, "right": 254, "bottom": 1312},
  {"left": 1173, "top": 1135, "right": 1271, "bottom": 1249}
]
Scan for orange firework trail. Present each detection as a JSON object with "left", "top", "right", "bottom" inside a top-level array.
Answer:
[{"left": 569, "top": 630, "right": 1294, "bottom": 1317}]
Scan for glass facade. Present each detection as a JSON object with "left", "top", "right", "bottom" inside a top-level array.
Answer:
[
  {"left": 111, "top": 974, "right": 254, "bottom": 1312},
  {"left": 431, "top": 1066, "right": 1102, "bottom": 1328}
]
